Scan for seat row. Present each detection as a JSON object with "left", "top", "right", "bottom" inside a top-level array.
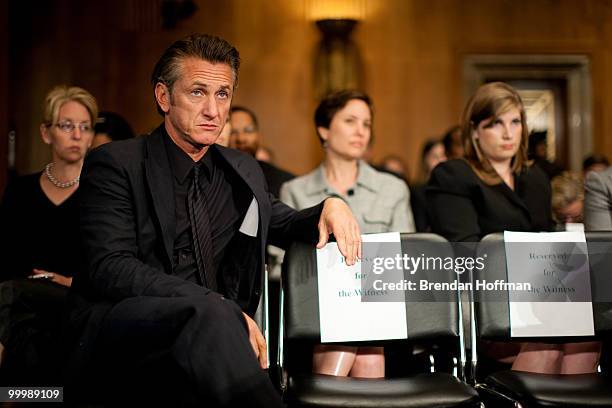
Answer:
[{"left": 273, "top": 232, "right": 612, "bottom": 408}]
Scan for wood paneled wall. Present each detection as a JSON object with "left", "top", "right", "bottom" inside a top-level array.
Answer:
[
  {"left": 6, "top": 0, "right": 612, "bottom": 188},
  {"left": 0, "top": 1, "right": 8, "bottom": 191}
]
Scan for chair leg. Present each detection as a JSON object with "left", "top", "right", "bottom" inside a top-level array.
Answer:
[{"left": 475, "top": 383, "right": 521, "bottom": 408}]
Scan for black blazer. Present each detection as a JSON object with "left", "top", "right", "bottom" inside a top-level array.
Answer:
[
  {"left": 258, "top": 160, "right": 294, "bottom": 198},
  {"left": 426, "top": 159, "right": 552, "bottom": 242},
  {"left": 71, "top": 125, "right": 322, "bottom": 324}
]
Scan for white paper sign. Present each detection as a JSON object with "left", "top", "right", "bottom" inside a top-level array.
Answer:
[
  {"left": 317, "top": 232, "right": 407, "bottom": 343},
  {"left": 504, "top": 231, "right": 594, "bottom": 337},
  {"left": 509, "top": 302, "right": 594, "bottom": 337}
]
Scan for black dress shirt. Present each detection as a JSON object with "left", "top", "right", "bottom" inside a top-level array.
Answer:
[{"left": 164, "top": 135, "right": 251, "bottom": 286}]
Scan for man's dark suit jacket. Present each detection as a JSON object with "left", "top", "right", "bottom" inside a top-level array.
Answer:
[
  {"left": 257, "top": 160, "right": 294, "bottom": 198},
  {"left": 426, "top": 159, "right": 552, "bottom": 242},
  {"left": 68, "top": 125, "right": 322, "bottom": 362}
]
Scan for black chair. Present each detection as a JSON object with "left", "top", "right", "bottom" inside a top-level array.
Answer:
[
  {"left": 471, "top": 232, "right": 612, "bottom": 408},
  {"left": 278, "top": 233, "right": 480, "bottom": 408},
  {"left": 254, "top": 265, "right": 270, "bottom": 366}
]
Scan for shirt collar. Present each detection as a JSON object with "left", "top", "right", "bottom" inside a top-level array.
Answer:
[
  {"left": 304, "top": 160, "right": 379, "bottom": 196},
  {"left": 164, "top": 132, "right": 215, "bottom": 184},
  {"left": 355, "top": 161, "right": 380, "bottom": 193}
]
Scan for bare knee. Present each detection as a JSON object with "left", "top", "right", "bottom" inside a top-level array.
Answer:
[
  {"left": 349, "top": 347, "right": 384, "bottom": 378},
  {"left": 512, "top": 343, "right": 563, "bottom": 374},
  {"left": 561, "top": 342, "right": 601, "bottom": 374},
  {"left": 313, "top": 345, "right": 357, "bottom": 376}
]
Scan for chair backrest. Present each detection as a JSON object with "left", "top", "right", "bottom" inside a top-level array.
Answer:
[
  {"left": 253, "top": 265, "right": 269, "bottom": 359},
  {"left": 473, "top": 232, "right": 612, "bottom": 341},
  {"left": 282, "top": 233, "right": 461, "bottom": 343}
]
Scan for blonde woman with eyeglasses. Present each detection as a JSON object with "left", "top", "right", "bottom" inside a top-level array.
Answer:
[{"left": 0, "top": 85, "right": 97, "bottom": 383}]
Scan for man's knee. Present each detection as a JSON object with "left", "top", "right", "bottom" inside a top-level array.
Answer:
[{"left": 187, "top": 294, "right": 247, "bottom": 332}]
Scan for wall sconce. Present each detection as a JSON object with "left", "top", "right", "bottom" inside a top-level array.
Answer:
[{"left": 310, "top": 0, "right": 365, "bottom": 98}]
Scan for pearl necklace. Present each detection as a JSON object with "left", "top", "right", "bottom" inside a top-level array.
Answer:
[{"left": 44, "top": 163, "right": 80, "bottom": 188}]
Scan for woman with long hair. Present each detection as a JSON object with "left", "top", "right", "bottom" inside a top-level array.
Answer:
[{"left": 427, "top": 81, "right": 599, "bottom": 374}]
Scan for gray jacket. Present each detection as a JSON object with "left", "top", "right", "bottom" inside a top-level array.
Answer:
[
  {"left": 584, "top": 167, "right": 612, "bottom": 230},
  {"left": 280, "top": 161, "right": 415, "bottom": 234}
]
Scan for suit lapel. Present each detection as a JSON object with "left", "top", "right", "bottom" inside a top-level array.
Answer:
[
  {"left": 494, "top": 175, "right": 532, "bottom": 223},
  {"left": 215, "top": 146, "right": 268, "bottom": 309},
  {"left": 215, "top": 145, "right": 269, "bottom": 225},
  {"left": 144, "top": 126, "right": 176, "bottom": 265}
]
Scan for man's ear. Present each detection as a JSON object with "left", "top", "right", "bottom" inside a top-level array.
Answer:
[
  {"left": 317, "top": 126, "right": 329, "bottom": 142},
  {"left": 40, "top": 124, "right": 51, "bottom": 145},
  {"left": 155, "top": 83, "right": 171, "bottom": 113}
]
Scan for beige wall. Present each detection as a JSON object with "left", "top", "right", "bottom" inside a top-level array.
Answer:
[{"left": 9, "top": 0, "right": 612, "bottom": 182}]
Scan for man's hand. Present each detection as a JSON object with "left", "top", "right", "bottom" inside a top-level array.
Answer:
[
  {"left": 243, "top": 312, "right": 267, "bottom": 369},
  {"left": 29, "top": 269, "right": 73, "bottom": 287},
  {"left": 317, "top": 197, "right": 362, "bottom": 265}
]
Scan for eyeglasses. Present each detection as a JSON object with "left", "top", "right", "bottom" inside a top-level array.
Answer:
[
  {"left": 230, "top": 126, "right": 257, "bottom": 136},
  {"left": 50, "top": 121, "right": 94, "bottom": 134}
]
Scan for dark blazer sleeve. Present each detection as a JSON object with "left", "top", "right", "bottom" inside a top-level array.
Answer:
[
  {"left": 78, "top": 148, "right": 209, "bottom": 301},
  {"left": 265, "top": 193, "right": 323, "bottom": 249},
  {"left": 427, "top": 161, "right": 482, "bottom": 242}
]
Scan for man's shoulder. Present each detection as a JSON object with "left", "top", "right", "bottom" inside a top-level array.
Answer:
[
  {"left": 258, "top": 160, "right": 295, "bottom": 183},
  {"left": 83, "top": 136, "right": 148, "bottom": 179},
  {"left": 214, "top": 144, "right": 260, "bottom": 169},
  {"left": 258, "top": 160, "right": 294, "bottom": 177},
  {"left": 214, "top": 145, "right": 269, "bottom": 188},
  {"left": 90, "top": 136, "right": 146, "bottom": 162}
]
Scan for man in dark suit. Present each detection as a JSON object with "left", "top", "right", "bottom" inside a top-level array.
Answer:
[
  {"left": 66, "top": 34, "right": 361, "bottom": 407},
  {"left": 229, "top": 106, "right": 295, "bottom": 197}
]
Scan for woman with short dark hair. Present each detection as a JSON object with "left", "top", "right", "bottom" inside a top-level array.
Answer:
[{"left": 281, "top": 90, "right": 415, "bottom": 378}]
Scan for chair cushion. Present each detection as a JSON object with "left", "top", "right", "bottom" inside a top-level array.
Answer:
[
  {"left": 286, "top": 372, "right": 479, "bottom": 408},
  {"left": 486, "top": 370, "right": 612, "bottom": 407}
]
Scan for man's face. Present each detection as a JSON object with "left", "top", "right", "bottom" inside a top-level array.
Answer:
[
  {"left": 155, "top": 57, "right": 234, "bottom": 155},
  {"left": 230, "top": 110, "right": 260, "bottom": 156}
]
